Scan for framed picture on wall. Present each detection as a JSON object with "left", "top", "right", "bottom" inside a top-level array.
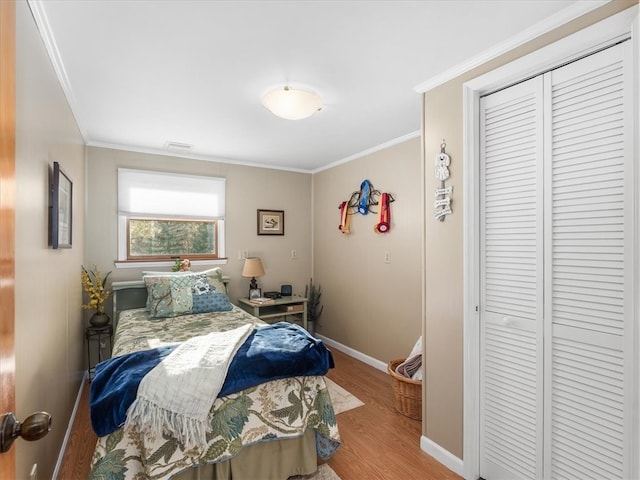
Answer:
[
  {"left": 257, "top": 209, "right": 284, "bottom": 235},
  {"left": 51, "top": 161, "right": 73, "bottom": 249}
]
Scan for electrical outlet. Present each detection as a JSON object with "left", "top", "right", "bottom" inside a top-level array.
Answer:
[
  {"left": 238, "top": 250, "right": 249, "bottom": 260},
  {"left": 384, "top": 251, "right": 391, "bottom": 264},
  {"left": 291, "top": 249, "right": 297, "bottom": 260},
  {"left": 29, "top": 463, "right": 38, "bottom": 480}
]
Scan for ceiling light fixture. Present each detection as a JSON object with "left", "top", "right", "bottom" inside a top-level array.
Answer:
[{"left": 261, "top": 86, "right": 322, "bottom": 120}]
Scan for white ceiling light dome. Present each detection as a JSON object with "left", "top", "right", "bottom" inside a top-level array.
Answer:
[{"left": 262, "top": 85, "right": 322, "bottom": 120}]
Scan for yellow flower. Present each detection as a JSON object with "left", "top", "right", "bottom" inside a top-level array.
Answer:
[{"left": 81, "top": 266, "right": 112, "bottom": 314}]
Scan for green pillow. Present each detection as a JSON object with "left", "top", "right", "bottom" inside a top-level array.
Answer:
[{"left": 143, "top": 270, "right": 229, "bottom": 318}]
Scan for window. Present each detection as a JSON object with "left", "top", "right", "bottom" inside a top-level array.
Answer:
[
  {"left": 127, "top": 218, "right": 218, "bottom": 259},
  {"left": 118, "top": 169, "right": 226, "bottom": 263}
]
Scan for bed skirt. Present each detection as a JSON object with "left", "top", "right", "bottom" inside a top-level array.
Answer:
[{"left": 172, "top": 429, "right": 318, "bottom": 479}]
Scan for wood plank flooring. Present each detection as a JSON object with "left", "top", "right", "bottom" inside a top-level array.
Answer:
[
  {"left": 58, "top": 347, "right": 462, "bottom": 479},
  {"left": 57, "top": 375, "right": 97, "bottom": 479},
  {"left": 325, "top": 349, "right": 461, "bottom": 480}
]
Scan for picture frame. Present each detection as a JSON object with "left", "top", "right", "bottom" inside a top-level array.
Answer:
[
  {"left": 249, "top": 288, "right": 262, "bottom": 300},
  {"left": 51, "top": 161, "right": 73, "bottom": 249},
  {"left": 257, "top": 209, "right": 284, "bottom": 235}
]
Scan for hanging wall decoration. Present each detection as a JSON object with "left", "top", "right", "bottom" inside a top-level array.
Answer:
[
  {"left": 374, "top": 192, "right": 391, "bottom": 233},
  {"left": 338, "top": 179, "right": 395, "bottom": 235},
  {"left": 338, "top": 200, "right": 351, "bottom": 234},
  {"left": 434, "top": 140, "right": 452, "bottom": 222},
  {"left": 51, "top": 161, "right": 73, "bottom": 248}
]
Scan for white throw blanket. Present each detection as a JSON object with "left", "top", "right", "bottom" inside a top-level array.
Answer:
[
  {"left": 124, "top": 324, "right": 254, "bottom": 449},
  {"left": 396, "top": 336, "right": 423, "bottom": 380}
]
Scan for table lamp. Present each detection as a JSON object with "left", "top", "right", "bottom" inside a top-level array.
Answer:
[{"left": 242, "top": 257, "right": 265, "bottom": 294}]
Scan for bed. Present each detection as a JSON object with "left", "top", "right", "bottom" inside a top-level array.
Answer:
[{"left": 88, "top": 268, "right": 340, "bottom": 480}]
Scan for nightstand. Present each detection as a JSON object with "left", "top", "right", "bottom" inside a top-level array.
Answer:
[
  {"left": 86, "top": 324, "right": 113, "bottom": 379},
  {"left": 237, "top": 296, "right": 308, "bottom": 330}
]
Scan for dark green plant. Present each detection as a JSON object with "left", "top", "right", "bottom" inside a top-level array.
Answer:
[
  {"left": 172, "top": 257, "right": 182, "bottom": 272},
  {"left": 305, "top": 278, "right": 324, "bottom": 324}
]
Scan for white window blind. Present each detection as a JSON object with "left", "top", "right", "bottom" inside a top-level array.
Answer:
[{"left": 118, "top": 168, "right": 225, "bottom": 219}]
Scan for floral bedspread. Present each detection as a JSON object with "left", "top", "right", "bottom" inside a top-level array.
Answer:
[{"left": 89, "top": 306, "right": 341, "bottom": 480}]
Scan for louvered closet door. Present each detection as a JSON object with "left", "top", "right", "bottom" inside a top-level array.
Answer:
[
  {"left": 544, "top": 42, "right": 632, "bottom": 480},
  {"left": 479, "top": 40, "right": 633, "bottom": 480},
  {"left": 479, "top": 76, "right": 545, "bottom": 480}
]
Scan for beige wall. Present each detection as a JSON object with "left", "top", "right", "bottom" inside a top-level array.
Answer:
[
  {"left": 14, "top": 2, "right": 86, "bottom": 478},
  {"left": 422, "top": 0, "right": 637, "bottom": 460},
  {"left": 312, "top": 137, "right": 423, "bottom": 362},
  {"left": 85, "top": 147, "right": 313, "bottom": 303}
]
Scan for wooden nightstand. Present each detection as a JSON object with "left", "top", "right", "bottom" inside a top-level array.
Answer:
[{"left": 237, "top": 296, "right": 308, "bottom": 330}]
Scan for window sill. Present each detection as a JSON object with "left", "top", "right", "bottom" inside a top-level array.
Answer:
[{"left": 114, "top": 258, "right": 228, "bottom": 269}]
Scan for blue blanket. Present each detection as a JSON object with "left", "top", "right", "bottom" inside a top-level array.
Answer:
[{"left": 90, "top": 322, "right": 334, "bottom": 437}]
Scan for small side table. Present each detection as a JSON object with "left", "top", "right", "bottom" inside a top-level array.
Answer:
[
  {"left": 86, "top": 324, "right": 113, "bottom": 379},
  {"left": 237, "top": 296, "right": 308, "bottom": 330}
]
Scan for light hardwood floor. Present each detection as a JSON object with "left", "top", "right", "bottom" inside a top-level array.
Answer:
[{"left": 59, "top": 347, "right": 462, "bottom": 480}]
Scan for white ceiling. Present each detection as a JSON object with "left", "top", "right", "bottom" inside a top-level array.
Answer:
[{"left": 33, "top": 0, "right": 593, "bottom": 172}]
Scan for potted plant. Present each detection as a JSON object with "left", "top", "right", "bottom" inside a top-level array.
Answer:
[
  {"left": 304, "top": 278, "right": 323, "bottom": 335},
  {"left": 81, "top": 265, "right": 112, "bottom": 326}
]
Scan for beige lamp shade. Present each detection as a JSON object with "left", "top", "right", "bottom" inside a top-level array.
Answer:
[
  {"left": 262, "top": 86, "right": 322, "bottom": 120},
  {"left": 242, "top": 257, "right": 265, "bottom": 278},
  {"left": 242, "top": 257, "right": 265, "bottom": 291}
]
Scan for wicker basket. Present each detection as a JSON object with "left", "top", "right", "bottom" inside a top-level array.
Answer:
[{"left": 388, "top": 358, "right": 422, "bottom": 420}]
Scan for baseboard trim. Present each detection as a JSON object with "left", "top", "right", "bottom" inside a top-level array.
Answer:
[
  {"left": 420, "top": 435, "right": 465, "bottom": 478},
  {"left": 315, "top": 334, "right": 388, "bottom": 373},
  {"left": 52, "top": 371, "right": 88, "bottom": 480},
  {"left": 318, "top": 334, "right": 465, "bottom": 477}
]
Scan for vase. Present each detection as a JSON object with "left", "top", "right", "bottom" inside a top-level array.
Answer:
[{"left": 90, "top": 313, "right": 110, "bottom": 327}]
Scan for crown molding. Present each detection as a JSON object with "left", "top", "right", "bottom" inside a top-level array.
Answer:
[
  {"left": 90, "top": 131, "right": 422, "bottom": 175},
  {"left": 312, "top": 130, "right": 421, "bottom": 174},
  {"left": 87, "top": 140, "right": 314, "bottom": 174},
  {"left": 414, "top": 0, "right": 610, "bottom": 93},
  {"left": 27, "top": 0, "right": 89, "bottom": 142}
]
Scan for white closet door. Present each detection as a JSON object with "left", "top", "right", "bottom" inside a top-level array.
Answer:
[
  {"left": 479, "top": 40, "right": 633, "bottom": 480},
  {"left": 479, "top": 76, "right": 544, "bottom": 480},
  {"left": 545, "top": 41, "right": 632, "bottom": 480}
]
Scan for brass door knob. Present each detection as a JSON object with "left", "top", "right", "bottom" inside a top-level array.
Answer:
[{"left": 0, "top": 412, "right": 51, "bottom": 453}]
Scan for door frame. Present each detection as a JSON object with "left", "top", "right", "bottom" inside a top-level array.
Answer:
[
  {"left": 0, "top": 0, "right": 16, "bottom": 477},
  {"left": 461, "top": 7, "right": 639, "bottom": 480}
]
